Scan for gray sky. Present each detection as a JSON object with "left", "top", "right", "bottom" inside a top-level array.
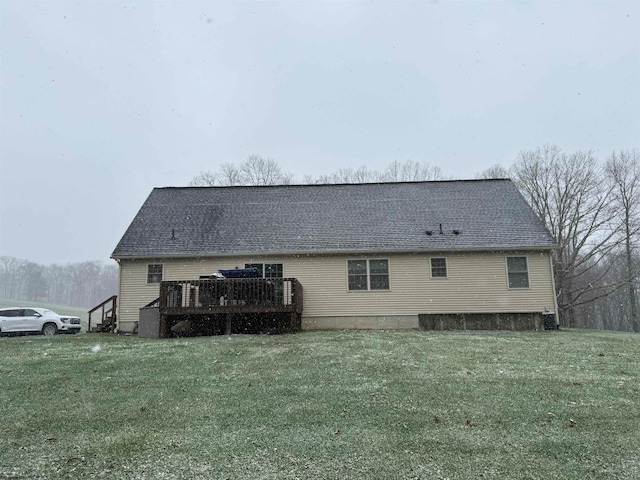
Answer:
[{"left": 1, "top": 0, "right": 639, "bottom": 265}]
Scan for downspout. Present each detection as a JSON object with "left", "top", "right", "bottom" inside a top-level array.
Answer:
[
  {"left": 115, "top": 258, "right": 122, "bottom": 333},
  {"left": 548, "top": 252, "right": 560, "bottom": 328}
]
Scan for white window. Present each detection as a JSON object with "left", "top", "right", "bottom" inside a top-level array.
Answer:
[
  {"left": 430, "top": 257, "right": 447, "bottom": 278},
  {"left": 244, "top": 263, "right": 283, "bottom": 278},
  {"left": 347, "top": 259, "right": 389, "bottom": 291},
  {"left": 507, "top": 256, "right": 529, "bottom": 288},
  {"left": 147, "top": 264, "right": 163, "bottom": 284}
]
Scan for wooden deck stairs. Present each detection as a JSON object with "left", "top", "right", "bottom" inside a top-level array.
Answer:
[{"left": 88, "top": 295, "right": 117, "bottom": 333}]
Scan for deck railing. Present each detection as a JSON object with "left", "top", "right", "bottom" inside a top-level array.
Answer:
[
  {"left": 88, "top": 295, "right": 117, "bottom": 333},
  {"left": 158, "top": 278, "right": 303, "bottom": 315}
]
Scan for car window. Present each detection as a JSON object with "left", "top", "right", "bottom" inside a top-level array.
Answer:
[
  {"left": 23, "top": 309, "right": 38, "bottom": 316},
  {"left": 0, "top": 309, "right": 20, "bottom": 317}
]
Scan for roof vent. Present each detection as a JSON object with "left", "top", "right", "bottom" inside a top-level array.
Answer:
[
  {"left": 439, "top": 224, "right": 444, "bottom": 235},
  {"left": 426, "top": 230, "right": 433, "bottom": 236},
  {"left": 453, "top": 229, "right": 461, "bottom": 235}
]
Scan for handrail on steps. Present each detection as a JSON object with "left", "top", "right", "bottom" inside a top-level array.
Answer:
[
  {"left": 88, "top": 295, "right": 117, "bottom": 332},
  {"left": 142, "top": 298, "right": 160, "bottom": 309}
]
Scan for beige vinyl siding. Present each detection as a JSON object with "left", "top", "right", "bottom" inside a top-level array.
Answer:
[
  {"left": 118, "top": 256, "right": 292, "bottom": 329},
  {"left": 117, "top": 260, "right": 162, "bottom": 330},
  {"left": 116, "top": 251, "right": 556, "bottom": 330},
  {"left": 117, "top": 257, "right": 253, "bottom": 330},
  {"left": 286, "top": 251, "right": 555, "bottom": 317},
  {"left": 417, "top": 252, "right": 554, "bottom": 314}
]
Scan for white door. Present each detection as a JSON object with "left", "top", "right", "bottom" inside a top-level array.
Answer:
[
  {"left": 21, "top": 308, "right": 43, "bottom": 331},
  {"left": 0, "top": 309, "right": 22, "bottom": 332}
]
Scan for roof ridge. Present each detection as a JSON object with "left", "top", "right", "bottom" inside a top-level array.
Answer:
[{"left": 155, "top": 178, "right": 513, "bottom": 191}]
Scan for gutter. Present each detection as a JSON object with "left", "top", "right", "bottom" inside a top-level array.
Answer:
[{"left": 111, "top": 244, "right": 558, "bottom": 261}]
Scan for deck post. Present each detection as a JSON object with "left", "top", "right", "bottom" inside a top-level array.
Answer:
[
  {"left": 225, "top": 314, "right": 232, "bottom": 335},
  {"left": 159, "top": 314, "right": 168, "bottom": 338}
]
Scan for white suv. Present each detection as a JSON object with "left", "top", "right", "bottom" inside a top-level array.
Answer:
[{"left": 0, "top": 307, "right": 82, "bottom": 336}]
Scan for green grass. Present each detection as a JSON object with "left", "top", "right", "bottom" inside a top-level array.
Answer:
[{"left": 1, "top": 329, "right": 639, "bottom": 479}]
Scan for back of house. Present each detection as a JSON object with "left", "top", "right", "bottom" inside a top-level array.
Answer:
[{"left": 111, "top": 179, "right": 558, "bottom": 335}]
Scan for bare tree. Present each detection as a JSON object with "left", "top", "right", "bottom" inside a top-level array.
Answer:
[
  {"left": 193, "top": 157, "right": 447, "bottom": 186},
  {"left": 240, "top": 155, "right": 293, "bottom": 186},
  {"left": 219, "top": 162, "right": 242, "bottom": 186},
  {"left": 606, "top": 149, "right": 640, "bottom": 332},
  {"left": 579, "top": 251, "right": 639, "bottom": 332},
  {"left": 189, "top": 171, "right": 218, "bottom": 187},
  {"left": 379, "top": 160, "right": 443, "bottom": 182},
  {"left": 22, "top": 261, "right": 47, "bottom": 301},
  {"left": 352, "top": 165, "right": 381, "bottom": 183},
  {"left": 0, "top": 257, "right": 118, "bottom": 307},
  {"left": 0, "top": 256, "right": 22, "bottom": 298},
  {"left": 511, "top": 145, "right": 622, "bottom": 327},
  {"left": 326, "top": 168, "right": 352, "bottom": 184},
  {"left": 402, "top": 160, "right": 442, "bottom": 181},
  {"left": 188, "top": 164, "right": 240, "bottom": 187},
  {"left": 303, "top": 167, "right": 375, "bottom": 184},
  {"left": 299, "top": 160, "right": 444, "bottom": 184},
  {"left": 188, "top": 156, "right": 292, "bottom": 187},
  {"left": 383, "top": 161, "right": 404, "bottom": 182},
  {"left": 476, "top": 164, "right": 509, "bottom": 179},
  {"left": 405, "top": 160, "right": 441, "bottom": 181},
  {"left": 302, "top": 173, "right": 333, "bottom": 184}
]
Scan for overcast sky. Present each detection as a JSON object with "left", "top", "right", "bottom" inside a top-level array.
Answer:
[{"left": 1, "top": 0, "right": 639, "bottom": 266}]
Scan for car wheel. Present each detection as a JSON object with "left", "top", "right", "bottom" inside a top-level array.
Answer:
[{"left": 42, "top": 323, "right": 57, "bottom": 336}]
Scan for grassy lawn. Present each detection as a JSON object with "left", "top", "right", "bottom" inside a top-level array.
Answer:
[{"left": 1, "top": 329, "right": 639, "bottom": 479}]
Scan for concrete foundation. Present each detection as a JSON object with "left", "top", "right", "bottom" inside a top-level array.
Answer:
[
  {"left": 302, "top": 315, "right": 419, "bottom": 330},
  {"left": 418, "top": 312, "right": 547, "bottom": 331}
]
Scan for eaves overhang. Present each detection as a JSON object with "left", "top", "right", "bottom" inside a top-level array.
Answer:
[{"left": 111, "top": 244, "right": 557, "bottom": 261}]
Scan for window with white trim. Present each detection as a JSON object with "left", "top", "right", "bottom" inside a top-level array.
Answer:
[
  {"left": 430, "top": 257, "right": 447, "bottom": 278},
  {"left": 347, "top": 259, "right": 389, "bottom": 291},
  {"left": 507, "top": 256, "right": 529, "bottom": 288},
  {"left": 147, "top": 264, "right": 163, "bottom": 284},
  {"left": 245, "top": 263, "right": 283, "bottom": 278}
]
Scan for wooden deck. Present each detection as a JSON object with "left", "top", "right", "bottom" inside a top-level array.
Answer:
[{"left": 157, "top": 278, "right": 303, "bottom": 337}]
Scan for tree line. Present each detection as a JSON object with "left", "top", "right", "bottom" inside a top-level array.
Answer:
[
  {"left": 0, "top": 257, "right": 118, "bottom": 309},
  {"left": 508, "top": 147, "right": 639, "bottom": 332},
  {"left": 3, "top": 149, "right": 636, "bottom": 330},
  {"left": 191, "top": 148, "right": 640, "bottom": 332},
  {"left": 190, "top": 156, "right": 444, "bottom": 186}
]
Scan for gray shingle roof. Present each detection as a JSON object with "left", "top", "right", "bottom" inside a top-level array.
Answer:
[{"left": 111, "top": 179, "right": 556, "bottom": 258}]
